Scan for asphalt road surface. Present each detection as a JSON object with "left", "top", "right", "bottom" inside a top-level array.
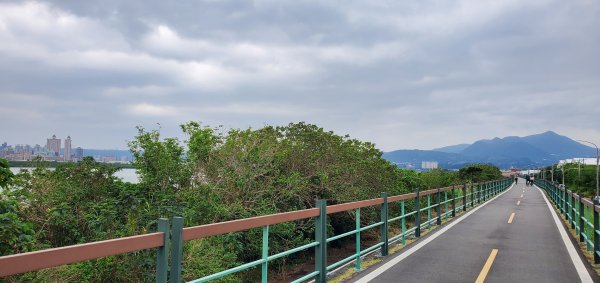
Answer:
[{"left": 349, "top": 179, "right": 596, "bottom": 283}]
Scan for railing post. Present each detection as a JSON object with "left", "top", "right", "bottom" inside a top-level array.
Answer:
[
  {"left": 444, "top": 190, "right": 448, "bottom": 220},
  {"left": 436, "top": 187, "right": 442, "bottom": 225},
  {"left": 594, "top": 204, "right": 599, "bottom": 264},
  {"left": 462, "top": 183, "right": 467, "bottom": 212},
  {"left": 572, "top": 192, "right": 576, "bottom": 229},
  {"left": 579, "top": 193, "right": 585, "bottom": 243},
  {"left": 315, "top": 199, "right": 327, "bottom": 283},
  {"left": 380, "top": 192, "right": 389, "bottom": 256},
  {"left": 156, "top": 218, "right": 169, "bottom": 283},
  {"left": 355, "top": 208, "right": 361, "bottom": 270},
  {"left": 563, "top": 186, "right": 567, "bottom": 215},
  {"left": 401, "top": 201, "right": 406, "bottom": 246},
  {"left": 427, "top": 194, "right": 431, "bottom": 228},
  {"left": 451, "top": 184, "right": 456, "bottom": 217},
  {"left": 170, "top": 216, "right": 184, "bottom": 283},
  {"left": 261, "top": 225, "right": 269, "bottom": 283},
  {"left": 415, "top": 188, "right": 421, "bottom": 238}
]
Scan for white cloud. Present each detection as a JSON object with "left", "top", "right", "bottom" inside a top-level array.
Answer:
[{"left": 128, "top": 103, "right": 177, "bottom": 117}]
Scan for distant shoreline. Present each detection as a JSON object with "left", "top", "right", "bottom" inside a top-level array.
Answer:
[{"left": 8, "top": 160, "right": 135, "bottom": 169}]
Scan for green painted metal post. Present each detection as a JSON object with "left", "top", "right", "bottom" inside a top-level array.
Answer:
[
  {"left": 427, "top": 194, "right": 431, "bottom": 228},
  {"left": 315, "top": 199, "right": 327, "bottom": 283},
  {"left": 436, "top": 188, "right": 442, "bottom": 225},
  {"left": 594, "top": 204, "right": 599, "bottom": 264},
  {"left": 579, "top": 193, "right": 585, "bottom": 243},
  {"left": 170, "top": 216, "right": 184, "bottom": 283},
  {"left": 444, "top": 191, "right": 448, "bottom": 220},
  {"left": 462, "top": 183, "right": 467, "bottom": 212},
  {"left": 355, "top": 208, "right": 361, "bottom": 270},
  {"left": 380, "top": 192, "right": 389, "bottom": 256},
  {"left": 415, "top": 188, "right": 421, "bottom": 238},
  {"left": 401, "top": 201, "right": 406, "bottom": 246},
  {"left": 451, "top": 185, "right": 456, "bottom": 218},
  {"left": 156, "top": 218, "right": 169, "bottom": 283},
  {"left": 572, "top": 192, "right": 576, "bottom": 229},
  {"left": 564, "top": 187, "right": 568, "bottom": 217},
  {"left": 262, "top": 225, "right": 269, "bottom": 283}
]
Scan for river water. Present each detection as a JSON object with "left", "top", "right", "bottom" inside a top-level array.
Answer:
[{"left": 9, "top": 167, "right": 140, "bottom": 183}]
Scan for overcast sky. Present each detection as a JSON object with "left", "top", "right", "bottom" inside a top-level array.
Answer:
[{"left": 0, "top": 0, "right": 599, "bottom": 151}]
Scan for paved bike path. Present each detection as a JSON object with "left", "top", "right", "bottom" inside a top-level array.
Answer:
[{"left": 349, "top": 180, "right": 596, "bottom": 282}]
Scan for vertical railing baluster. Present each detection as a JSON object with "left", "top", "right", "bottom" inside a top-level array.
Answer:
[
  {"left": 156, "top": 218, "right": 169, "bottom": 283},
  {"left": 261, "top": 225, "right": 269, "bottom": 283},
  {"left": 451, "top": 184, "right": 456, "bottom": 218},
  {"left": 427, "top": 194, "right": 431, "bottom": 228},
  {"left": 462, "top": 183, "right": 467, "bottom": 212},
  {"left": 380, "top": 192, "right": 388, "bottom": 256},
  {"left": 579, "top": 193, "right": 585, "bottom": 243},
  {"left": 444, "top": 191, "right": 448, "bottom": 220},
  {"left": 572, "top": 191, "right": 576, "bottom": 229},
  {"left": 401, "top": 201, "right": 406, "bottom": 246},
  {"left": 170, "top": 216, "right": 184, "bottom": 283},
  {"left": 415, "top": 188, "right": 421, "bottom": 238},
  {"left": 594, "top": 203, "right": 599, "bottom": 264},
  {"left": 355, "top": 208, "right": 361, "bottom": 270},
  {"left": 436, "top": 188, "right": 442, "bottom": 225},
  {"left": 315, "top": 199, "right": 327, "bottom": 283}
]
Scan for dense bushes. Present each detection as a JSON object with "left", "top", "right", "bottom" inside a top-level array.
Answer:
[{"left": 0, "top": 122, "right": 503, "bottom": 282}]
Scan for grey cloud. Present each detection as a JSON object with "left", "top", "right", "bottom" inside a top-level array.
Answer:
[{"left": 0, "top": 0, "right": 599, "bottom": 151}]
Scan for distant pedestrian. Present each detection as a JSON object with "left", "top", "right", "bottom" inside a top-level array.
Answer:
[
  {"left": 515, "top": 176, "right": 518, "bottom": 184},
  {"left": 531, "top": 175, "right": 535, "bottom": 185},
  {"left": 525, "top": 174, "right": 531, "bottom": 186}
]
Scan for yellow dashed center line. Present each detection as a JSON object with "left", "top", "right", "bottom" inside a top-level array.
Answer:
[
  {"left": 508, "top": 212, "right": 515, "bottom": 224},
  {"left": 475, "top": 249, "right": 499, "bottom": 283}
]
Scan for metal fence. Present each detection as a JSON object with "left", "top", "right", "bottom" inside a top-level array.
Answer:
[
  {"left": 535, "top": 179, "right": 600, "bottom": 264},
  {"left": 0, "top": 178, "right": 513, "bottom": 282}
]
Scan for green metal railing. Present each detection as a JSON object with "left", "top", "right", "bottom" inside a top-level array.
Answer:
[
  {"left": 172, "top": 178, "right": 512, "bottom": 282},
  {"left": 0, "top": 178, "right": 513, "bottom": 282},
  {"left": 535, "top": 179, "right": 600, "bottom": 264}
]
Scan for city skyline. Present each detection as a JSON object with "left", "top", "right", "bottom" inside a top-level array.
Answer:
[
  {"left": 0, "top": 1, "right": 599, "bottom": 151},
  {"left": 0, "top": 134, "right": 131, "bottom": 163}
]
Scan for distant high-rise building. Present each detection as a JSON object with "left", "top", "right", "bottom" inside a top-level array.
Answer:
[
  {"left": 421, "top": 161, "right": 439, "bottom": 170},
  {"left": 75, "top": 147, "right": 83, "bottom": 161},
  {"left": 64, "top": 136, "right": 72, "bottom": 161},
  {"left": 46, "top": 134, "right": 61, "bottom": 156}
]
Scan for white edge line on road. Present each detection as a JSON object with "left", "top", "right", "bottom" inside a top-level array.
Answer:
[
  {"left": 354, "top": 183, "right": 516, "bottom": 283},
  {"left": 536, "top": 185, "right": 593, "bottom": 283}
]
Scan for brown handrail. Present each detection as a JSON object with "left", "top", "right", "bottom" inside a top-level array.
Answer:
[
  {"left": 0, "top": 232, "right": 164, "bottom": 277},
  {"left": 183, "top": 208, "right": 320, "bottom": 241}
]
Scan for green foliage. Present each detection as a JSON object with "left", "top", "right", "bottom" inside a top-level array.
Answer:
[
  {"left": 0, "top": 122, "right": 504, "bottom": 281},
  {"left": 458, "top": 164, "right": 502, "bottom": 183},
  {"left": 0, "top": 158, "right": 14, "bottom": 188}
]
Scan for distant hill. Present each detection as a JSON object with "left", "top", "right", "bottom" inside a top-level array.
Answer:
[
  {"left": 433, "top": 143, "right": 470, "bottom": 153},
  {"left": 384, "top": 131, "right": 596, "bottom": 169}
]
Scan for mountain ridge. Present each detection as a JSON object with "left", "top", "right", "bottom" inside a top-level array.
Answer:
[{"left": 383, "top": 131, "right": 595, "bottom": 169}]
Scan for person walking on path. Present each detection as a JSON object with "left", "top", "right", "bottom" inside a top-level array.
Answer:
[
  {"left": 515, "top": 176, "right": 518, "bottom": 184},
  {"left": 525, "top": 174, "right": 531, "bottom": 186}
]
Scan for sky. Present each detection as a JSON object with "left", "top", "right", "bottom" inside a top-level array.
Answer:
[{"left": 0, "top": 0, "right": 599, "bottom": 151}]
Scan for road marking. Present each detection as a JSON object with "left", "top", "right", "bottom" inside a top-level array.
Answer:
[
  {"left": 354, "top": 184, "right": 516, "bottom": 283},
  {"left": 517, "top": 200, "right": 520, "bottom": 206},
  {"left": 536, "top": 185, "right": 593, "bottom": 282},
  {"left": 508, "top": 212, "right": 515, "bottom": 224},
  {"left": 520, "top": 194, "right": 523, "bottom": 198},
  {"left": 475, "top": 249, "right": 498, "bottom": 283}
]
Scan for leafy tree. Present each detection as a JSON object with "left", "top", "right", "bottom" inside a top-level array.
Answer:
[
  {"left": 458, "top": 164, "right": 502, "bottom": 182},
  {"left": 0, "top": 158, "right": 14, "bottom": 189}
]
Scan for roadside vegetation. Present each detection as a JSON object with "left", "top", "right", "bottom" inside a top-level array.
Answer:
[
  {"left": 541, "top": 163, "right": 599, "bottom": 198},
  {"left": 1, "top": 122, "right": 502, "bottom": 282}
]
